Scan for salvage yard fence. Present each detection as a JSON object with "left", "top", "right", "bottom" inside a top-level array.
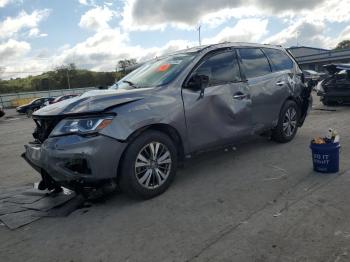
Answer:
[{"left": 0, "top": 87, "right": 96, "bottom": 108}]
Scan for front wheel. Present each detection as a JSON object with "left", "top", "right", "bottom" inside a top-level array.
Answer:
[
  {"left": 119, "top": 130, "right": 178, "bottom": 199},
  {"left": 272, "top": 100, "right": 300, "bottom": 143},
  {"left": 26, "top": 109, "right": 33, "bottom": 118}
]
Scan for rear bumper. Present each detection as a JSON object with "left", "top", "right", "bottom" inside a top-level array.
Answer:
[{"left": 23, "top": 134, "right": 127, "bottom": 187}]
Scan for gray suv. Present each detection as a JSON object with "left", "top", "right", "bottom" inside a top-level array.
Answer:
[{"left": 23, "top": 43, "right": 312, "bottom": 199}]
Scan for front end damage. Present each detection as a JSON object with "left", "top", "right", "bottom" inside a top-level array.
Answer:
[
  {"left": 22, "top": 115, "right": 127, "bottom": 193},
  {"left": 21, "top": 88, "right": 150, "bottom": 193}
]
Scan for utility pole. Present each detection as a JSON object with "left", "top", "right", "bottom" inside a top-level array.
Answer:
[
  {"left": 198, "top": 25, "right": 202, "bottom": 46},
  {"left": 66, "top": 69, "right": 71, "bottom": 89}
]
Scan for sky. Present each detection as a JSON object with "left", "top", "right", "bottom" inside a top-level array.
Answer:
[{"left": 1, "top": 0, "right": 350, "bottom": 79}]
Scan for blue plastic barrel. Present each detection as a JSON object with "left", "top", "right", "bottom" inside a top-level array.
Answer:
[{"left": 310, "top": 142, "right": 340, "bottom": 173}]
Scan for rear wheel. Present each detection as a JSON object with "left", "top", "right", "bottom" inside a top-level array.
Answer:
[
  {"left": 322, "top": 98, "right": 336, "bottom": 106},
  {"left": 272, "top": 100, "right": 300, "bottom": 143},
  {"left": 119, "top": 130, "right": 178, "bottom": 199}
]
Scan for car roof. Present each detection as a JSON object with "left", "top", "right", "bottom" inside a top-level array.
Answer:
[
  {"left": 170, "top": 42, "right": 285, "bottom": 55},
  {"left": 126, "top": 42, "right": 286, "bottom": 72}
]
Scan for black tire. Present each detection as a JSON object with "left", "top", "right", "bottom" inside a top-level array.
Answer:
[
  {"left": 119, "top": 130, "right": 178, "bottom": 199},
  {"left": 272, "top": 100, "right": 300, "bottom": 143},
  {"left": 322, "top": 99, "right": 336, "bottom": 106},
  {"left": 26, "top": 109, "right": 33, "bottom": 118}
]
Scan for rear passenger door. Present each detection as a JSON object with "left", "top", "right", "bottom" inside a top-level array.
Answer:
[
  {"left": 262, "top": 48, "right": 295, "bottom": 124},
  {"left": 237, "top": 48, "right": 293, "bottom": 132}
]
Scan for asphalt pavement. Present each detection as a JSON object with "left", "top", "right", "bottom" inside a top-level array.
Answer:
[{"left": 0, "top": 96, "right": 350, "bottom": 262}]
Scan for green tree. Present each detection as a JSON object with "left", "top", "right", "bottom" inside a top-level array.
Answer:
[
  {"left": 334, "top": 40, "right": 350, "bottom": 50},
  {"left": 116, "top": 59, "right": 137, "bottom": 74}
]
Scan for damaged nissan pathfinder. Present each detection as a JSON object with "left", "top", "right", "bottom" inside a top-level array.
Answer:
[{"left": 23, "top": 43, "right": 312, "bottom": 199}]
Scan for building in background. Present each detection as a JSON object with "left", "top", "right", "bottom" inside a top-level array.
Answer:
[{"left": 288, "top": 46, "right": 350, "bottom": 72}]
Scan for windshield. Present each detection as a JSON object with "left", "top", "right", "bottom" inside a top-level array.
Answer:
[
  {"left": 113, "top": 52, "right": 197, "bottom": 89},
  {"left": 30, "top": 98, "right": 41, "bottom": 104}
]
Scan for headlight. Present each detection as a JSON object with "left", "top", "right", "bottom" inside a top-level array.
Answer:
[{"left": 50, "top": 116, "right": 114, "bottom": 137}]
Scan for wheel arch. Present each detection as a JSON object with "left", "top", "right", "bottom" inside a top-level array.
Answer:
[
  {"left": 116, "top": 123, "right": 185, "bottom": 181},
  {"left": 278, "top": 96, "right": 303, "bottom": 126}
]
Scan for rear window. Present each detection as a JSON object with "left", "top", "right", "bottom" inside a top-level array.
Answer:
[
  {"left": 263, "top": 48, "right": 294, "bottom": 72},
  {"left": 238, "top": 48, "right": 271, "bottom": 79}
]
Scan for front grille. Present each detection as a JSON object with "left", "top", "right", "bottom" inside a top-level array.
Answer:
[{"left": 32, "top": 117, "right": 61, "bottom": 143}]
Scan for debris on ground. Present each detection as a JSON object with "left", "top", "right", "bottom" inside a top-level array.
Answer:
[{"left": 0, "top": 185, "right": 85, "bottom": 230}]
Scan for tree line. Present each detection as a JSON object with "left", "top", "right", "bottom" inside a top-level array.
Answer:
[{"left": 0, "top": 59, "right": 138, "bottom": 94}]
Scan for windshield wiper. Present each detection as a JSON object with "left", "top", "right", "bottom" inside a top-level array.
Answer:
[{"left": 122, "top": 80, "right": 138, "bottom": 88}]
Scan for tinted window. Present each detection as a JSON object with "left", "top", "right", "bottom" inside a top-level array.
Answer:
[
  {"left": 194, "top": 51, "right": 241, "bottom": 86},
  {"left": 238, "top": 48, "right": 271, "bottom": 79},
  {"left": 263, "top": 48, "right": 294, "bottom": 71},
  {"left": 33, "top": 99, "right": 42, "bottom": 105}
]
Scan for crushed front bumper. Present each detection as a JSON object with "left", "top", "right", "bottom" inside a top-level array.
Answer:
[{"left": 22, "top": 134, "right": 127, "bottom": 188}]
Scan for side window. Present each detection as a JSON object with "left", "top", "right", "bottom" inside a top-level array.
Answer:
[
  {"left": 263, "top": 48, "right": 294, "bottom": 72},
  {"left": 238, "top": 48, "right": 271, "bottom": 79},
  {"left": 193, "top": 51, "right": 241, "bottom": 87}
]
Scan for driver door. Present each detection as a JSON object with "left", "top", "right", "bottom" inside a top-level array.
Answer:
[{"left": 182, "top": 49, "right": 252, "bottom": 152}]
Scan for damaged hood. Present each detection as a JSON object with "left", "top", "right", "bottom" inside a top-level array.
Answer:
[
  {"left": 324, "top": 64, "right": 350, "bottom": 75},
  {"left": 33, "top": 88, "right": 154, "bottom": 116}
]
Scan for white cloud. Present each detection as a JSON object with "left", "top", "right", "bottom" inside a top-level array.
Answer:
[
  {"left": 51, "top": 27, "right": 194, "bottom": 72},
  {"left": 78, "top": 0, "right": 96, "bottom": 6},
  {"left": 79, "top": 6, "right": 116, "bottom": 30},
  {"left": 304, "top": 0, "right": 350, "bottom": 24},
  {"left": 121, "top": 0, "right": 327, "bottom": 31},
  {"left": 203, "top": 18, "right": 269, "bottom": 44},
  {"left": 3, "top": 0, "right": 350, "bottom": 80},
  {"left": 0, "top": 9, "right": 50, "bottom": 39},
  {"left": 0, "top": 39, "right": 30, "bottom": 60},
  {"left": 28, "top": 28, "right": 48, "bottom": 38},
  {"left": 263, "top": 19, "right": 333, "bottom": 48},
  {"left": 0, "top": 0, "right": 11, "bottom": 8}
]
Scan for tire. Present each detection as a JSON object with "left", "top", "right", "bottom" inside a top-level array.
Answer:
[
  {"left": 272, "top": 100, "right": 300, "bottom": 143},
  {"left": 321, "top": 99, "right": 335, "bottom": 106},
  {"left": 119, "top": 130, "right": 178, "bottom": 199},
  {"left": 26, "top": 109, "right": 33, "bottom": 118}
]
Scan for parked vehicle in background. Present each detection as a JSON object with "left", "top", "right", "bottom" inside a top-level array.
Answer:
[
  {"left": 316, "top": 64, "right": 350, "bottom": 105},
  {"left": 0, "top": 105, "right": 5, "bottom": 118},
  {"left": 50, "top": 94, "right": 79, "bottom": 104},
  {"left": 16, "top": 97, "right": 55, "bottom": 117},
  {"left": 303, "top": 70, "right": 320, "bottom": 88},
  {"left": 23, "top": 42, "right": 312, "bottom": 199}
]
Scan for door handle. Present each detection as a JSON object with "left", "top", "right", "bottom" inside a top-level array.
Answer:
[
  {"left": 276, "top": 81, "right": 286, "bottom": 86},
  {"left": 233, "top": 93, "right": 249, "bottom": 100}
]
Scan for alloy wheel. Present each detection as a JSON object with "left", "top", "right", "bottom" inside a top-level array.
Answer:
[
  {"left": 283, "top": 107, "right": 297, "bottom": 137},
  {"left": 134, "top": 142, "right": 172, "bottom": 189}
]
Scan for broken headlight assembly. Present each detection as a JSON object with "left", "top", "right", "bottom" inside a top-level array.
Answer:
[{"left": 50, "top": 116, "right": 114, "bottom": 137}]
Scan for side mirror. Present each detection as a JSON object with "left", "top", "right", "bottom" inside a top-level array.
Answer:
[{"left": 187, "top": 74, "right": 209, "bottom": 98}]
